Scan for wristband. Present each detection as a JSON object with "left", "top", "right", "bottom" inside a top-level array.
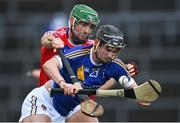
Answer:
[{"left": 58, "top": 80, "right": 66, "bottom": 88}]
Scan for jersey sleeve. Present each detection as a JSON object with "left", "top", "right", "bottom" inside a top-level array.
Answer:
[
  {"left": 54, "top": 54, "right": 81, "bottom": 70},
  {"left": 57, "top": 45, "right": 91, "bottom": 71},
  {"left": 54, "top": 55, "right": 63, "bottom": 69},
  {"left": 108, "top": 59, "right": 135, "bottom": 88}
]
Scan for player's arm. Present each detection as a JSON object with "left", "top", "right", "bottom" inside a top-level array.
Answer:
[
  {"left": 43, "top": 56, "right": 65, "bottom": 86},
  {"left": 99, "top": 60, "right": 137, "bottom": 90},
  {"left": 43, "top": 56, "right": 79, "bottom": 96},
  {"left": 41, "top": 31, "right": 64, "bottom": 51},
  {"left": 98, "top": 78, "right": 117, "bottom": 90},
  {"left": 98, "top": 75, "right": 137, "bottom": 90},
  {"left": 98, "top": 75, "right": 136, "bottom": 90}
]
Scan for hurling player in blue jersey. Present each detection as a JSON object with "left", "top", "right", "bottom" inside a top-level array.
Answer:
[
  {"left": 43, "top": 24, "right": 150, "bottom": 121},
  {"left": 19, "top": 25, "right": 148, "bottom": 122}
]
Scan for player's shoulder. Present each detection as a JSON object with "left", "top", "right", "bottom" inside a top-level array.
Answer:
[
  {"left": 65, "top": 45, "right": 92, "bottom": 59},
  {"left": 112, "top": 58, "right": 127, "bottom": 70}
]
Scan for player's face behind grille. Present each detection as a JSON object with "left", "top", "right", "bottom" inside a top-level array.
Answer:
[
  {"left": 95, "top": 44, "right": 121, "bottom": 63},
  {"left": 69, "top": 4, "right": 99, "bottom": 45},
  {"left": 73, "top": 21, "right": 95, "bottom": 40}
]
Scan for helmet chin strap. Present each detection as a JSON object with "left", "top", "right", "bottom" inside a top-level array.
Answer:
[
  {"left": 93, "top": 43, "right": 106, "bottom": 64},
  {"left": 93, "top": 40, "right": 100, "bottom": 53},
  {"left": 71, "top": 30, "right": 88, "bottom": 44}
]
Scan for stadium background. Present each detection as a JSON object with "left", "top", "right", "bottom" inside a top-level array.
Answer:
[{"left": 0, "top": 0, "right": 180, "bottom": 121}]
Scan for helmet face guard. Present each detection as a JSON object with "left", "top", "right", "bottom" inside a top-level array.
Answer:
[
  {"left": 70, "top": 22, "right": 91, "bottom": 44},
  {"left": 97, "top": 25, "right": 126, "bottom": 49},
  {"left": 73, "top": 21, "right": 94, "bottom": 38},
  {"left": 71, "top": 29, "right": 89, "bottom": 44}
]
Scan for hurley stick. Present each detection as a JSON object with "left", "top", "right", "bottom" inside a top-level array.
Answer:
[{"left": 49, "top": 79, "right": 161, "bottom": 102}]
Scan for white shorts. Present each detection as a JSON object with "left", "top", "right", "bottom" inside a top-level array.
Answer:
[{"left": 19, "top": 86, "right": 81, "bottom": 122}]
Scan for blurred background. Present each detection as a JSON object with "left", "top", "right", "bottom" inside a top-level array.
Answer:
[{"left": 0, "top": 0, "right": 180, "bottom": 121}]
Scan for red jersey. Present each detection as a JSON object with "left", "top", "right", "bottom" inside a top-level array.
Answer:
[{"left": 38, "top": 27, "right": 94, "bottom": 86}]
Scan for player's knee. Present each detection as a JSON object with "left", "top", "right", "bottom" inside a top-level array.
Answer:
[
  {"left": 67, "top": 116, "right": 98, "bottom": 122},
  {"left": 22, "top": 114, "right": 51, "bottom": 122},
  {"left": 66, "top": 110, "right": 99, "bottom": 122}
]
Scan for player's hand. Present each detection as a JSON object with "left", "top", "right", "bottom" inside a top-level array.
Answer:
[
  {"left": 74, "top": 82, "right": 82, "bottom": 89},
  {"left": 62, "top": 83, "right": 80, "bottom": 97},
  {"left": 48, "top": 36, "right": 64, "bottom": 52},
  {"left": 41, "top": 31, "right": 64, "bottom": 51},
  {"left": 126, "top": 62, "right": 139, "bottom": 77},
  {"left": 41, "top": 31, "right": 55, "bottom": 40}
]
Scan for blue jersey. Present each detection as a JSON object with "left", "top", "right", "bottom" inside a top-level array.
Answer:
[{"left": 53, "top": 45, "right": 133, "bottom": 116}]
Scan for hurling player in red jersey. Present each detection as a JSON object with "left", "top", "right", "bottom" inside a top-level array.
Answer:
[
  {"left": 38, "top": 4, "right": 138, "bottom": 87},
  {"left": 38, "top": 4, "right": 99, "bottom": 86}
]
